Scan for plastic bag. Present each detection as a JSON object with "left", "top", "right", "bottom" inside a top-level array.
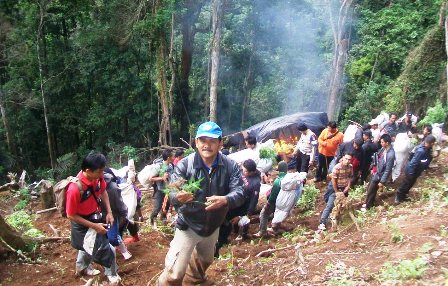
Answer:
[
  {"left": 137, "top": 163, "right": 161, "bottom": 188},
  {"left": 119, "top": 183, "right": 138, "bottom": 220}
]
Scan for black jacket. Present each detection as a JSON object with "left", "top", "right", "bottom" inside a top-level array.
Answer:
[
  {"left": 405, "top": 144, "right": 432, "bottom": 177},
  {"left": 169, "top": 152, "right": 245, "bottom": 237}
]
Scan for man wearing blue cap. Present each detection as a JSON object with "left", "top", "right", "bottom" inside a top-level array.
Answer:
[{"left": 157, "top": 121, "right": 245, "bottom": 286}]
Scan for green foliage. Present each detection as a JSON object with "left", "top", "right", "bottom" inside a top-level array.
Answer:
[
  {"left": 14, "top": 200, "right": 28, "bottom": 211},
  {"left": 343, "top": 0, "right": 441, "bottom": 123},
  {"left": 259, "top": 147, "right": 276, "bottom": 161},
  {"left": 348, "top": 185, "right": 366, "bottom": 201},
  {"left": 122, "top": 145, "right": 138, "bottom": 162},
  {"left": 164, "top": 178, "right": 203, "bottom": 195},
  {"left": 379, "top": 257, "right": 428, "bottom": 281},
  {"left": 296, "top": 184, "right": 320, "bottom": 212},
  {"left": 6, "top": 210, "right": 34, "bottom": 232},
  {"left": 418, "top": 101, "right": 447, "bottom": 126},
  {"left": 419, "top": 242, "right": 434, "bottom": 253},
  {"left": 388, "top": 223, "right": 404, "bottom": 243},
  {"left": 184, "top": 148, "right": 195, "bottom": 157}
]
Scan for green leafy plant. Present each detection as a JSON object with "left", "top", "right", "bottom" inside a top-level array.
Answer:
[
  {"left": 389, "top": 223, "right": 404, "bottom": 243},
  {"left": 184, "top": 148, "right": 195, "bottom": 156},
  {"left": 296, "top": 184, "right": 320, "bottom": 212},
  {"left": 348, "top": 185, "right": 366, "bottom": 201},
  {"left": 379, "top": 257, "right": 428, "bottom": 281},
  {"left": 259, "top": 147, "right": 277, "bottom": 161},
  {"left": 14, "top": 200, "right": 28, "bottom": 211},
  {"left": 418, "top": 101, "right": 447, "bottom": 127},
  {"left": 164, "top": 178, "right": 203, "bottom": 195},
  {"left": 419, "top": 242, "right": 434, "bottom": 253},
  {"left": 6, "top": 211, "right": 34, "bottom": 232},
  {"left": 122, "top": 145, "right": 138, "bottom": 162}
]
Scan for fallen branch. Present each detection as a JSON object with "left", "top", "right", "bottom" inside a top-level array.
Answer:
[
  {"left": 36, "top": 207, "right": 57, "bottom": 214},
  {"left": 35, "top": 236, "right": 70, "bottom": 243},
  {"left": 48, "top": 224, "right": 61, "bottom": 237},
  {"left": 147, "top": 269, "right": 163, "bottom": 286},
  {"left": 255, "top": 245, "right": 294, "bottom": 258},
  {"left": 0, "top": 182, "right": 19, "bottom": 193},
  {"left": 180, "top": 138, "right": 192, "bottom": 148},
  {"left": 0, "top": 236, "right": 35, "bottom": 263}
]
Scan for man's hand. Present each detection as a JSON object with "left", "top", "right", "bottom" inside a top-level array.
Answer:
[
  {"left": 176, "top": 191, "right": 193, "bottom": 204},
  {"left": 93, "top": 223, "right": 108, "bottom": 235},
  {"left": 163, "top": 173, "right": 169, "bottom": 182},
  {"left": 230, "top": 216, "right": 240, "bottom": 224},
  {"left": 309, "top": 160, "right": 315, "bottom": 167},
  {"left": 343, "top": 187, "right": 350, "bottom": 195},
  {"left": 106, "top": 213, "right": 114, "bottom": 226},
  {"left": 378, "top": 182, "right": 384, "bottom": 189},
  {"left": 205, "top": 195, "right": 228, "bottom": 211}
]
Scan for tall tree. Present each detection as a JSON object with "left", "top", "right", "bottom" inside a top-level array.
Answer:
[
  {"left": 327, "top": 0, "right": 355, "bottom": 120},
  {"left": 36, "top": 0, "right": 55, "bottom": 169},
  {"left": 209, "top": 0, "right": 224, "bottom": 122}
]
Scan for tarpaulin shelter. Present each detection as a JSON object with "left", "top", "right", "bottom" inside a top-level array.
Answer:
[{"left": 224, "top": 112, "right": 328, "bottom": 148}]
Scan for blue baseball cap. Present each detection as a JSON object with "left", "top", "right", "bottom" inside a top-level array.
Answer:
[{"left": 195, "top": 121, "right": 222, "bottom": 139}]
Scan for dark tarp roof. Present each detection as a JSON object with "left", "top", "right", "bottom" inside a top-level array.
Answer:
[{"left": 224, "top": 112, "right": 328, "bottom": 148}]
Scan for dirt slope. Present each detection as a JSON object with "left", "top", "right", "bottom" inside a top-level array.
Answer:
[{"left": 0, "top": 150, "right": 447, "bottom": 286}]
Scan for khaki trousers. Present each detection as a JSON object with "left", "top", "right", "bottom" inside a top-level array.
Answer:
[{"left": 157, "top": 227, "right": 219, "bottom": 286}]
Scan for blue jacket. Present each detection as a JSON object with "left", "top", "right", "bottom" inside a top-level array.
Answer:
[
  {"left": 405, "top": 145, "right": 432, "bottom": 177},
  {"left": 169, "top": 152, "right": 245, "bottom": 237}
]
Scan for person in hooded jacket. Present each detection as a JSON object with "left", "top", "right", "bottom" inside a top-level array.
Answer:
[{"left": 395, "top": 135, "right": 436, "bottom": 203}]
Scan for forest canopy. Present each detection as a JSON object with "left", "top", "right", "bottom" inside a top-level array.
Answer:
[{"left": 0, "top": 0, "right": 446, "bottom": 180}]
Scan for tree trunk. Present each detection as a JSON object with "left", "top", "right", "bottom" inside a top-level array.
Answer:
[
  {"left": 209, "top": 0, "right": 224, "bottom": 122},
  {"left": 327, "top": 0, "right": 354, "bottom": 121},
  {"left": 241, "top": 53, "right": 254, "bottom": 128},
  {"left": 178, "top": 1, "right": 205, "bottom": 133},
  {"left": 40, "top": 180, "right": 55, "bottom": 209},
  {"left": 0, "top": 214, "right": 27, "bottom": 250},
  {"left": 37, "top": 1, "right": 56, "bottom": 169},
  {"left": 154, "top": 1, "right": 171, "bottom": 146},
  {"left": 168, "top": 13, "right": 176, "bottom": 146},
  {"left": 0, "top": 90, "right": 14, "bottom": 155}
]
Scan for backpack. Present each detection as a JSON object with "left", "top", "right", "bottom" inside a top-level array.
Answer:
[{"left": 54, "top": 176, "right": 83, "bottom": 217}]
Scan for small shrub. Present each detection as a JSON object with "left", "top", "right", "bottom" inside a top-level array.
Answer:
[
  {"left": 389, "top": 223, "right": 404, "bottom": 243},
  {"left": 418, "top": 101, "right": 447, "bottom": 127},
  {"left": 14, "top": 200, "right": 28, "bottom": 210},
  {"left": 6, "top": 211, "right": 34, "bottom": 232},
  {"left": 184, "top": 148, "right": 195, "bottom": 156},
  {"left": 419, "top": 242, "right": 434, "bottom": 253},
  {"left": 296, "top": 184, "right": 320, "bottom": 212},
  {"left": 348, "top": 185, "right": 366, "bottom": 201},
  {"left": 379, "top": 257, "right": 428, "bottom": 281}
]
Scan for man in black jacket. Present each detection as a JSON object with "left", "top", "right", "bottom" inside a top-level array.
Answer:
[
  {"left": 395, "top": 135, "right": 436, "bottom": 203},
  {"left": 157, "top": 121, "right": 245, "bottom": 286},
  {"left": 361, "top": 130, "right": 379, "bottom": 182},
  {"left": 364, "top": 134, "right": 395, "bottom": 210}
]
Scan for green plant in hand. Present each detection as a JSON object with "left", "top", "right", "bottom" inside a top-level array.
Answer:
[{"left": 164, "top": 178, "right": 203, "bottom": 195}]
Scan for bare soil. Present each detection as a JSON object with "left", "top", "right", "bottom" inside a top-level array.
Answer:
[{"left": 1, "top": 149, "right": 447, "bottom": 286}]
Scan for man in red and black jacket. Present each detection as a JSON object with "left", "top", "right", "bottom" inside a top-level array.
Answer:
[{"left": 66, "top": 151, "right": 121, "bottom": 285}]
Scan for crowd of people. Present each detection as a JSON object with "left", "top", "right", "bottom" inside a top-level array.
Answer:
[{"left": 64, "top": 113, "right": 441, "bottom": 285}]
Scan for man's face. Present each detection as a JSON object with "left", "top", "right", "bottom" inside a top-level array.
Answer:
[
  {"left": 380, "top": 139, "right": 389, "bottom": 148},
  {"left": 362, "top": 134, "right": 369, "bottom": 141},
  {"left": 353, "top": 142, "right": 360, "bottom": 150},
  {"left": 85, "top": 168, "right": 104, "bottom": 180},
  {"left": 342, "top": 155, "right": 352, "bottom": 166},
  {"left": 372, "top": 124, "right": 378, "bottom": 130},
  {"left": 195, "top": 137, "right": 222, "bottom": 161},
  {"left": 245, "top": 141, "right": 256, "bottom": 150},
  {"left": 328, "top": 126, "right": 337, "bottom": 133},
  {"left": 424, "top": 141, "right": 435, "bottom": 149},
  {"left": 390, "top": 115, "right": 397, "bottom": 123},
  {"left": 423, "top": 127, "right": 430, "bottom": 136}
]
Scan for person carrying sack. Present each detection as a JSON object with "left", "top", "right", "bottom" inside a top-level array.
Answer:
[{"left": 66, "top": 151, "right": 121, "bottom": 285}]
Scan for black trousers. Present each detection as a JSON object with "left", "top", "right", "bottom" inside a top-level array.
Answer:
[
  {"left": 396, "top": 174, "right": 418, "bottom": 201},
  {"left": 296, "top": 152, "right": 311, "bottom": 173},
  {"left": 150, "top": 189, "right": 166, "bottom": 222},
  {"left": 365, "top": 174, "right": 381, "bottom": 209},
  {"left": 315, "top": 153, "right": 333, "bottom": 181}
]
